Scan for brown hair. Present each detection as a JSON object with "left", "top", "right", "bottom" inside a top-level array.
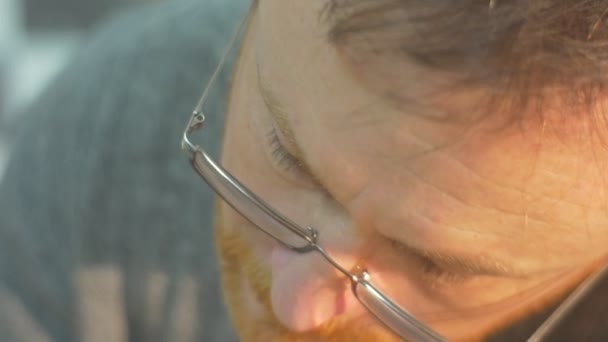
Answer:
[{"left": 325, "top": 0, "right": 608, "bottom": 124}]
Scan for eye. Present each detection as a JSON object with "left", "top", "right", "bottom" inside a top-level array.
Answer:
[
  {"left": 263, "top": 125, "right": 319, "bottom": 188},
  {"left": 387, "top": 238, "right": 473, "bottom": 286},
  {"left": 266, "top": 126, "right": 302, "bottom": 174}
]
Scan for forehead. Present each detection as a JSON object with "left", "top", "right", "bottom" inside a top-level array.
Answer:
[
  {"left": 256, "top": 0, "right": 377, "bottom": 121},
  {"left": 254, "top": 0, "right": 475, "bottom": 135},
  {"left": 255, "top": 0, "right": 474, "bottom": 189},
  {"left": 257, "top": 0, "right": 463, "bottom": 109},
  {"left": 255, "top": 0, "right": 391, "bottom": 199}
]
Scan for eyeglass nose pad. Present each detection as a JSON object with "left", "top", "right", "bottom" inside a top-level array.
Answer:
[
  {"left": 286, "top": 226, "right": 319, "bottom": 254},
  {"left": 351, "top": 265, "right": 370, "bottom": 282}
]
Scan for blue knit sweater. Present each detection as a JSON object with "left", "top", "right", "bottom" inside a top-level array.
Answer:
[{"left": 0, "top": 1, "right": 245, "bottom": 340}]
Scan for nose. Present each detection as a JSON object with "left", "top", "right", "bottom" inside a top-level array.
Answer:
[{"left": 270, "top": 245, "right": 364, "bottom": 332}]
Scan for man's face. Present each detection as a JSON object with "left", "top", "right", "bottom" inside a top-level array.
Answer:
[{"left": 215, "top": 0, "right": 608, "bottom": 340}]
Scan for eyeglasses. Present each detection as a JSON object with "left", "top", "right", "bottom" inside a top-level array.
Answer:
[
  {"left": 181, "top": 5, "right": 608, "bottom": 341},
  {"left": 180, "top": 8, "right": 444, "bottom": 341}
]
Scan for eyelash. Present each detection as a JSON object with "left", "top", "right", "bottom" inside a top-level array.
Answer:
[
  {"left": 388, "top": 239, "right": 472, "bottom": 285},
  {"left": 266, "top": 126, "right": 305, "bottom": 176}
]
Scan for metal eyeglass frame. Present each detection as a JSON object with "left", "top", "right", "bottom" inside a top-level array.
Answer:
[
  {"left": 180, "top": 8, "right": 445, "bottom": 342},
  {"left": 181, "top": 5, "right": 608, "bottom": 341}
]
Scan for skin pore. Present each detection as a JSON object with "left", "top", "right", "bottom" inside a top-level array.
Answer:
[{"left": 216, "top": 0, "right": 608, "bottom": 340}]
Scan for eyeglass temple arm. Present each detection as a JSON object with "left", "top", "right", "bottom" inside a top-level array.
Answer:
[{"left": 528, "top": 263, "right": 608, "bottom": 341}]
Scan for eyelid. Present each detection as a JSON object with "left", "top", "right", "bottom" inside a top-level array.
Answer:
[
  {"left": 387, "top": 238, "right": 475, "bottom": 285},
  {"left": 266, "top": 126, "right": 304, "bottom": 173},
  {"left": 387, "top": 235, "right": 521, "bottom": 280},
  {"left": 268, "top": 123, "right": 301, "bottom": 160},
  {"left": 264, "top": 125, "right": 321, "bottom": 189}
]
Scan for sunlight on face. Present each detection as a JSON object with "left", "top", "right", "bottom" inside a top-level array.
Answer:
[{"left": 215, "top": 0, "right": 608, "bottom": 340}]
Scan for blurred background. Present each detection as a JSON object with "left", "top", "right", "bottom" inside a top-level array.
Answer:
[{"left": 0, "top": 0, "right": 161, "bottom": 180}]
